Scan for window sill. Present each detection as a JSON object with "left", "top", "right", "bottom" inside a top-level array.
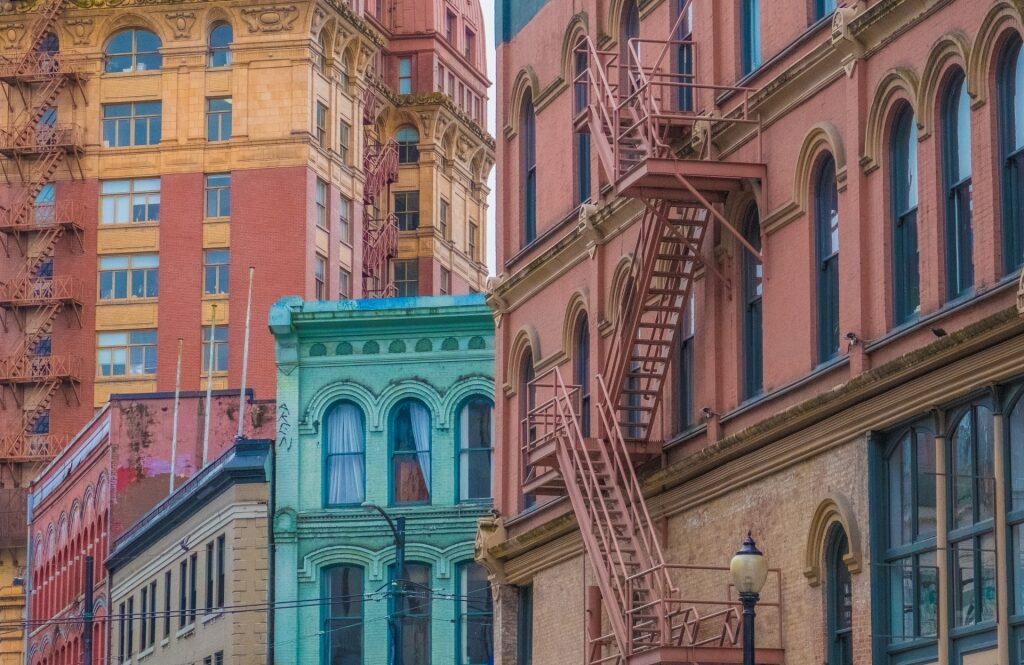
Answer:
[
  {"left": 138, "top": 646, "right": 155, "bottom": 661},
  {"left": 160, "top": 638, "right": 169, "bottom": 648},
  {"left": 202, "top": 610, "right": 223, "bottom": 625},
  {"left": 175, "top": 623, "right": 195, "bottom": 639},
  {"left": 948, "top": 621, "right": 997, "bottom": 640},
  {"left": 102, "top": 69, "right": 163, "bottom": 78},
  {"left": 201, "top": 293, "right": 229, "bottom": 301},
  {"left": 98, "top": 298, "right": 159, "bottom": 305},
  {"left": 203, "top": 217, "right": 230, "bottom": 224},
  {"left": 99, "top": 222, "right": 160, "bottom": 229},
  {"left": 95, "top": 374, "right": 156, "bottom": 383}
]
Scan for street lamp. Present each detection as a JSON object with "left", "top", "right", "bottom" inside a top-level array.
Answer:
[
  {"left": 362, "top": 502, "right": 406, "bottom": 665},
  {"left": 730, "top": 532, "right": 768, "bottom": 665}
]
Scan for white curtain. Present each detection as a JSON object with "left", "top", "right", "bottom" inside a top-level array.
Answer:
[
  {"left": 408, "top": 402, "right": 431, "bottom": 494},
  {"left": 327, "top": 403, "right": 364, "bottom": 505}
]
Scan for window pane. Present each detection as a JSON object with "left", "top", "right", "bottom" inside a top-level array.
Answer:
[
  {"left": 953, "top": 540, "right": 976, "bottom": 627},
  {"left": 460, "top": 564, "right": 493, "bottom": 665},
  {"left": 889, "top": 556, "right": 913, "bottom": 642},
  {"left": 952, "top": 411, "right": 975, "bottom": 530},
  {"left": 915, "top": 429, "right": 936, "bottom": 538},
  {"left": 325, "top": 565, "right": 363, "bottom": 665},
  {"left": 1012, "top": 399, "right": 1024, "bottom": 512},
  {"left": 918, "top": 550, "right": 938, "bottom": 637},
  {"left": 1014, "top": 524, "right": 1024, "bottom": 616},
  {"left": 392, "top": 402, "right": 430, "bottom": 504},
  {"left": 980, "top": 532, "right": 997, "bottom": 623}
]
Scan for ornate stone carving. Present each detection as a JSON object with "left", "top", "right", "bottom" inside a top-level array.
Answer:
[
  {"left": 831, "top": 2, "right": 865, "bottom": 76},
  {"left": 0, "top": 23, "right": 24, "bottom": 50},
  {"left": 311, "top": 6, "right": 327, "bottom": 35},
  {"left": 64, "top": 18, "right": 95, "bottom": 46},
  {"left": 241, "top": 5, "right": 299, "bottom": 33},
  {"left": 165, "top": 11, "right": 196, "bottom": 40}
]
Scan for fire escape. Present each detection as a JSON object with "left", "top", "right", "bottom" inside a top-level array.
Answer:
[
  {"left": 361, "top": 83, "right": 400, "bottom": 297},
  {"left": 524, "top": 4, "right": 783, "bottom": 664},
  {"left": 0, "top": 0, "right": 84, "bottom": 471}
]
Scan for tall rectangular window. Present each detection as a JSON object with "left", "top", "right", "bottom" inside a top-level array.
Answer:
[
  {"left": 676, "top": 295, "right": 695, "bottom": 432},
  {"left": 163, "top": 570, "right": 171, "bottom": 638},
  {"left": 457, "top": 563, "right": 493, "bottom": 664},
  {"left": 815, "top": 157, "right": 840, "bottom": 363},
  {"left": 324, "top": 566, "right": 363, "bottom": 665},
  {"left": 315, "top": 102, "right": 328, "bottom": 145},
  {"left": 179, "top": 560, "right": 187, "bottom": 628},
  {"left": 339, "top": 119, "right": 351, "bottom": 164},
  {"left": 98, "top": 331, "right": 157, "bottom": 377},
  {"left": 216, "top": 535, "right": 225, "bottom": 609},
  {"left": 339, "top": 196, "right": 352, "bottom": 243},
  {"left": 99, "top": 254, "right": 159, "bottom": 301},
  {"left": 203, "top": 250, "right": 230, "bottom": 295},
  {"left": 205, "top": 174, "right": 231, "bottom": 218},
  {"left": 445, "top": 11, "right": 456, "bottom": 42},
  {"left": 517, "top": 586, "right": 533, "bottom": 665},
  {"left": 206, "top": 98, "right": 232, "bottom": 142},
  {"left": 576, "top": 132, "right": 591, "bottom": 205},
  {"left": 521, "top": 95, "right": 537, "bottom": 244},
  {"left": 468, "top": 222, "right": 478, "bottom": 262},
  {"left": 339, "top": 268, "right": 351, "bottom": 299},
  {"left": 101, "top": 178, "right": 160, "bottom": 224},
  {"left": 391, "top": 562, "right": 431, "bottom": 664},
  {"left": 127, "top": 596, "right": 135, "bottom": 656},
  {"left": 119, "top": 601, "right": 127, "bottom": 662},
  {"left": 440, "top": 267, "right": 451, "bottom": 295},
  {"left": 147, "top": 580, "right": 157, "bottom": 648},
  {"left": 394, "top": 259, "right": 418, "bottom": 298},
  {"left": 942, "top": 75, "right": 974, "bottom": 300},
  {"left": 439, "top": 198, "right": 450, "bottom": 240},
  {"left": 459, "top": 399, "right": 493, "bottom": 501},
  {"left": 316, "top": 179, "right": 329, "bottom": 229},
  {"left": 399, "top": 57, "right": 412, "bottom": 95},
  {"left": 103, "top": 102, "right": 161, "bottom": 147},
  {"left": 464, "top": 29, "right": 475, "bottom": 62},
  {"left": 740, "top": 0, "right": 762, "bottom": 76},
  {"left": 214, "top": 653, "right": 223, "bottom": 665},
  {"left": 891, "top": 107, "right": 921, "bottom": 325},
  {"left": 202, "top": 326, "right": 228, "bottom": 373},
  {"left": 189, "top": 552, "right": 198, "bottom": 621},
  {"left": 315, "top": 254, "right": 327, "bottom": 300},
  {"left": 205, "top": 541, "right": 214, "bottom": 613},
  {"left": 395, "top": 191, "right": 420, "bottom": 231}
]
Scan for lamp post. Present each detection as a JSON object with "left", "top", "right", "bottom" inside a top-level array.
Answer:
[
  {"left": 362, "top": 502, "right": 406, "bottom": 665},
  {"left": 730, "top": 532, "right": 768, "bottom": 665}
]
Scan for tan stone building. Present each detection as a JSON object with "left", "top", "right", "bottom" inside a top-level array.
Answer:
[{"left": 106, "top": 439, "right": 271, "bottom": 665}]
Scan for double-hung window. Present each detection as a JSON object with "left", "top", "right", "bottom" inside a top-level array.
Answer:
[
  {"left": 216, "top": 535, "right": 225, "bottom": 609},
  {"left": 741, "top": 0, "right": 762, "bottom": 76},
  {"left": 103, "top": 102, "right": 161, "bottom": 147},
  {"left": 395, "top": 191, "right": 420, "bottom": 231},
  {"left": 399, "top": 58, "right": 412, "bottom": 95},
  {"left": 203, "top": 250, "right": 230, "bottom": 295},
  {"left": 392, "top": 562, "right": 431, "bottom": 665},
  {"left": 202, "top": 326, "right": 228, "bottom": 373},
  {"left": 316, "top": 179, "right": 329, "bottom": 229},
  {"left": 941, "top": 72, "right": 974, "bottom": 300},
  {"left": 741, "top": 207, "right": 763, "bottom": 399},
  {"left": 101, "top": 178, "right": 160, "bottom": 224},
  {"left": 339, "top": 268, "right": 351, "bottom": 299},
  {"left": 457, "top": 562, "right": 494, "bottom": 664},
  {"left": 459, "top": 398, "right": 492, "bottom": 501},
  {"left": 99, "top": 254, "right": 158, "bottom": 301},
  {"left": 1008, "top": 393, "right": 1024, "bottom": 654},
  {"left": 339, "top": 120, "right": 351, "bottom": 164},
  {"left": 206, "top": 98, "right": 232, "bottom": 142},
  {"left": 324, "top": 566, "right": 364, "bottom": 665},
  {"left": 324, "top": 402, "right": 365, "bottom": 506},
  {"left": 205, "top": 541, "right": 215, "bottom": 613},
  {"left": 676, "top": 294, "right": 695, "bottom": 432},
  {"left": 394, "top": 259, "right": 418, "bottom": 298},
  {"left": 439, "top": 198, "right": 450, "bottom": 240},
  {"left": 891, "top": 106, "right": 920, "bottom": 325},
  {"left": 315, "top": 254, "right": 327, "bottom": 300},
  {"left": 315, "top": 102, "right": 328, "bottom": 146},
  {"left": 815, "top": 156, "right": 840, "bottom": 362},
  {"left": 468, "top": 222, "right": 478, "bottom": 262},
  {"left": 205, "top": 174, "right": 230, "bottom": 218},
  {"left": 339, "top": 196, "right": 352, "bottom": 243},
  {"left": 98, "top": 331, "right": 156, "bottom": 377},
  {"left": 391, "top": 400, "right": 431, "bottom": 504},
  {"left": 999, "top": 37, "right": 1024, "bottom": 273}
]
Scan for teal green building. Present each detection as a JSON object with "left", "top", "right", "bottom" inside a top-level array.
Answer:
[{"left": 270, "top": 295, "right": 495, "bottom": 665}]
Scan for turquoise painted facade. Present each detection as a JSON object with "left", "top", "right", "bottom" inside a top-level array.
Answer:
[{"left": 270, "top": 295, "right": 496, "bottom": 665}]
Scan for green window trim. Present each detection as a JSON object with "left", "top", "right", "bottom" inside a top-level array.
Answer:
[
  {"left": 455, "top": 561, "right": 494, "bottom": 665},
  {"left": 457, "top": 396, "right": 494, "bottom": 502},
  {"left": 390, "top": 400, "right": 432, "bottom": 506},
  {"left": 322, "top": 564, "right": 364, "bottom": 665},
  {"left": 323, "top": 401, "right": 367, "bottom": 508}
]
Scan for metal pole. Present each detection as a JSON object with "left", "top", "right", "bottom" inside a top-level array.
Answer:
[
  {"left": 740, "top": 591, "right": 758, "bottom": 665},
  {"left": 202, "top": 304, "right": 218, "bottom": 467},
  {"left": 169, "top": 337, "right": 183, "bottom": 494},
  {"left": 237, "top": 266, "right": 255, "bottom": 440},
  {"left": 82, "top": 555, "right": 94, "bottom": 665},
  {"left": 394, "top": 515, "right": 406, "bottom": 665}
]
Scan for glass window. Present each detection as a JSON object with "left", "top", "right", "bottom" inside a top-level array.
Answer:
[
  {"left": 621, "top": 1, "right": 640, "bottom": 94},
  {"left": 99, "top": 254, "right": 158, "bottom": 301},
  {"left": 205, "top": 174, "right": 230, "bottom": 218},
  {"left": 674, "top": 0, "right": 694, "bottom": 111},
  {"left": 316, "top": 179, "right": 328, "bottom": 229},
  {"left": 517, "top": 586, "right": 533, "bottom": 665},
  {"left": 178, "top": 561, "right": 187, "bottom": 627},
  {"left": 203, "top": 250, "right": 229, "bottom": 295},
  {"left": 141, "top": 585, "right": 148, "bottom": 648},
  {"left": 574, "top": 315, "right": 591, "bottom": 436},
  {"left": 314, "top": 30, "right": 328, "bottom": 72},
  {"left": 825, "top": 527, "right": 853, "bottom": 665},
  {"left": 206, "top": 98, "right": 232, "bottom": 142},
  {"left": 339, "top": 268, "right": 351, "bottom": 299},
  {"left": 102, "top": 102, "right": 161, "bottom": 147},
  {"left": 397, "top": 126, "right": 420, "bottom": 163},
  {"left": 395, "top": 191, "right": 420, "bottom": 231},
  {"left": 891, "top": 105, "right": 920, "bottom": 325},
  {"left": 521, "top": 93, "right": 537, "bottom": 245},
  {"left": 576, "top": 131, "right": 591, "bottom": 206},
  {"left": 942, "top": 71, "right": 974, "bottom": 299},
  {"left": 104, "top": 29, "right": 162, "bottom": 73},
  {"left": 468, "top": 222, "right": 479, "bottom": 262},
  {"left": 394, "top": 259, "right": 418, "bottom": 298},
  {"left": 339, "top": 119, "right": 351, "bottom": 164},
  {"left": 324, "top": 566, "right": 363, "bottom": 665},
  {"left": 315, "top": 102, "right": 328, "bottom": 145},
  {"left": 741, "top": 206, "right": 763, "bottom": 399},
  {"left": 676, "top": 294, "right": 695, "bottom": 432},
  {"left": 574, "top": 43, "right": 588, "bottom": 116},
  {"left": 439, "top": 198, "right": 450, "bottom": 240},
  {"left": 205, "top": 541, "right": 214, "bottom": 612},
  {"left": 216, "top": 535, "right": 225, "bottom": 609},
  {"left": 815, "top": 155, "right": 840, "bottom": 362},
  {"left": 163, "top": 571, "right": 171, "bottom": 638},
  {"left": 399, "top": 57, "right": 412, "bottom": 95},
  {"left": 324, "top": 402, "right": 365, "bottom": 506},
  {"left": 457, "top": 562, "right": 493, "bottom": 665},
  {"left": 1000, "top": 37, "right": 1024, "bottom": 273},
  {"left": 883, "top": 426, "right": 938, "bottom": 644},
  {"left": 189, "top": 552, "right": 198, "bottom": 620},
  {"left": 814, "top": 0, "right": 837, "bottom": 20},
  {"left": 97, "top": 330, "right": 157, "bottom": 377},
  {"left": 392, "top": 562, "right": 431, "bottom": 665},
  {"left": 202, "top": 326, "right": 228, "bottom": 373},
  {"left": 315, "top": 254, "right": 326, "bottom": 300},
  {"left": 440, "top": 266, "right": 451, "bottom": 295},
  {"left": 127, "top": 597, "right": 134, "bottom": 656},
  {"left": 445, "top": 11, "right": 456, "bottom": 42},
  {"left": 339, "top": 196, "right": 352, "bottom": 243},
  {"left": 391, "top": 400, "right": 431, "bottom": 504},
  {"left": 459, "top": 398, "right": 493, "bottom": 501},
  {"left": 464, "top": 29, "right": 475, "bottom": 63},
  {"left": 741, "top": 0, "right": 761, "bottom": 75},
  {"left": 208, "top": 23, "right": 233, "bottom": 67},
  {"left": 101, "top": 178, "right": 160, "bottom": 224},
  {"left": 1010, "top": 394, "right": 1024, "bottom": 513}
]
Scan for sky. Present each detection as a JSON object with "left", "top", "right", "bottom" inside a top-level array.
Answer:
[{"left": 481, "top": 2, "right": 498, "bottom": 275}]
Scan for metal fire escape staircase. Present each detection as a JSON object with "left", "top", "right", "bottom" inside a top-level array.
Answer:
[
  {"left": 0, "top": 0, "right": 84, "bottom": 463},
  {"left": 360, "top": 84, "right": 400, "bottom": 298},
  {"left": 524, "top": 5, "right": 781, "bottom": 664}
]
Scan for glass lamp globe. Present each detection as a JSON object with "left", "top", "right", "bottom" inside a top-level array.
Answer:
[{"left": 730, "top": 532, "right": 768, "bottom": 595}]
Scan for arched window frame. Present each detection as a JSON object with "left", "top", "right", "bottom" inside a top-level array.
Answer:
[
  {"left": 322, "top": 401, "right": 366, "bottom": 508},
  {"left": 208, "top": 22, "right": 233, "bottom": 68},
  {"left": 104, "top": 28, "right": 162, "bottom": 74},
  {"left": 396, "top": 125, "right": 421, "bottom": 164},
  {"left": 940, "top": 69, "right": 974, "bottom": 300},
  {"left": 741, "top": 205, "right": 763, "bottom": 399},
  {"left": 825, "top": 525, "right": 853, "bottom": 665},
  {"left": 321, "top": 564, "right": 364, "bottom": 665},
  {"left": 389, "top": 399, "right": 432, "bottom": 506},
  {"left": 889, "top": 103, "right": 920, "bottom": 326},
  {"left": 814, "top": 153, "right": 840, "bottom": 363},
  {"left": 455, "top": 560, "right": 494, "bottom": 665},
  {"left": 998, "top": 35, "right": 1024, "bottom": 274},
  {"left": 573, "top": 313, "right": 591, "bottom": 436},
  {"left": 521, "top": 92, "right": 537, "bottom": 245},
  {"left": 457, "top": 396, "right": 494, "bottom": 502},
  {"left": 621, "top": 1, "right": 641, "bottom": 94}
]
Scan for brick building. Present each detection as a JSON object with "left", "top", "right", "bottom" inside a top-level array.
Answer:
[
  {"left": 271, "top": 294, "right": 495, "bottom": 665},
  {"left": 478, "top": 1, "right": 1024, "bottom": 664},
  {"left": 23, "top": 391, "right": 274, "bottom": 665},
  {"left": 107, "top": 439, "right": 271, "bottom": 665}
]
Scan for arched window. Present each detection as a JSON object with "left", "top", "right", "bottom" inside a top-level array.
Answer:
[
  {"left": 949, "top": 403, "right": 996, "bottom": 627},
  {"left": 396, "top": 126, "right": 420, "bottom": 164},
  {"left": 814, "top": 0, "right": 837, "bottom": 21},
  {"left": 521, "top": 92, "right": 537, "bottom": 244},
  {"left": 314, "top": 29, "right": 329, "bottom": 72},
  {"left": 323, "top": 402, "right": 365, "bottom": 507},
  {"left": 999, "top": 36, "right": 1024, "bottom": 273},
  {"left": 1008, "top": 393, "right": 1024, "bottom": 623},
  {"left": 741, "top": 206, "right": 763, "bottom": 399},
  {"left": 392, "top": 562, "right": 431, "bottom": 665},
  {"left": 391, "top": 400, "right": 431, "bottom": 505},
  {"left": 941, "top": 70, "right": 974, "bottom": 299},
  {"left": 574, "top": 313, "right": 591, "bottom": 436},
  {"left": 38, "top": 32, "right": 58, "bottom": 55},
  {"left": 519, "top": 349, "right": 536, "bottom": 510},
  {"left": 621, "top": 1, "right": 641, "bottom": 94},
  {"left": 456, "top": 561, "right": 494, "bottom": 665},
  {"left": 323, "top": 565, "right": 363, "bottom": 665},
  {"left": 890, "top": 104, "right": 920, "bottom": 325},
  {"left": 104, "top": 29, "right": 162, "bottom": 73},
  {"left": 676, "top": 294, "right": 695, "bottom": 432},
  {"left": 882, "top": 425, "right": 937, "bottom": 644},
  {"left": 815, "top": 154, "right": 840, "bottom": 363},
  {"left": 674, "top": 0, "right": 694, "bottom": 111},
  {"left": 458, "top": 397, "right": 493, "bottom": 501},
  {"left": 208, "top": 23, "right": 233, "bottom": 67},
  {"left": 574, "top": 42, "right": 592, "bottom": 206},
  {"left": 825, "top": 526, "right": 853, "bottom": 665},
  {"left": 741, "top": 0, "right": 761, "bottom": 75}
]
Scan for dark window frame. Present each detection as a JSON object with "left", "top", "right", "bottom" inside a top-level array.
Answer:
[
  {"left": 890, "top": 104, "right": 921, "bottom": 326},
  {"left": 940, "top": 70, "right": 974, "bottom": 300},
  {"left": 998, "top": 37, "right": 1024, "bottom": 274},
  {"left": 741, "top": 205, "right": 763, "bottom": 400},
  {"left": 521, "top": 93, "right": 537, "bottom": 245},
  {"left": 815, "top": 154, "right": 840, "bottom": 363}
]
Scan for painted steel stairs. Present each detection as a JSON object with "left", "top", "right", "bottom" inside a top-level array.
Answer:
[{"left": 360, "top": 84, "right": 400, "bottom": 297}]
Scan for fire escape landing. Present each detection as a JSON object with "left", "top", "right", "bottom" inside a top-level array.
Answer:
[
  {"left": 523, "top": 4, "right": 782, "bottom": 664},
  {"left": 0, "top": 0, "right": 85, "bottom": 466},
  {"left": 361, "top": 83, "right": 400, "bottom": 298}
]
